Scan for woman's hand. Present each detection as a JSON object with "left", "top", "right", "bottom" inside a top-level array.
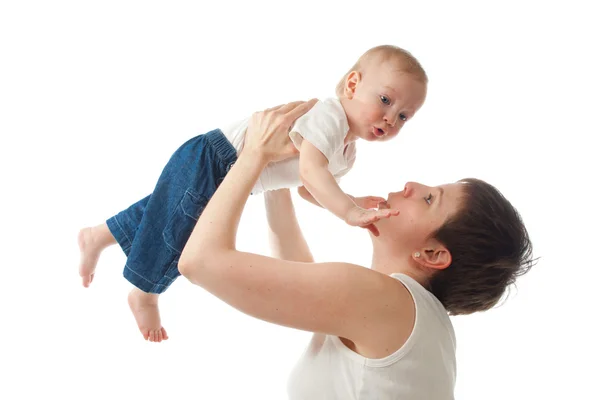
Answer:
[{"left": 243, "top": 99, "right": 318, "bottom": 163}]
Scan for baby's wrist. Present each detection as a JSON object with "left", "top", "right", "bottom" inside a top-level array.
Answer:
[{"left": 342, "top": 203, "right": 360, "bottom": 222}]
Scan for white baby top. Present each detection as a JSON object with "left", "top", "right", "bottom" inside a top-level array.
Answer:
[
  {"left": 286, "top": 273, "right": 457, "bottom": 400},
  {"left": 220, "top": 97, "right": 356, "bottom": 194}
]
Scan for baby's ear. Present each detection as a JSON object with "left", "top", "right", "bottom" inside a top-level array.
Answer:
[{"left": 345, "top": 71, "right": 361, "bottom": 98}]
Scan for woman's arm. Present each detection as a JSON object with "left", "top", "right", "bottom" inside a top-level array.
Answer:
[
  {"left": 178, "top": 101, "right": 411, "bottom": 348},
  {"left": 265, "top": 189, "right": 314, "bottom": 263}
]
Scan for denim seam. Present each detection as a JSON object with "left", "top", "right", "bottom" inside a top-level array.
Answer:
[
  {"left": 113, "top": 217, "right": 133, "bottom": 250},
  {"left": 161, "top": 226, "right": 183, "bottom": 254},
  {"left": 182, "top": 190, "right": 206, "bottom": 221},
  {"left": 124, "top": 264, "right": 174, "bottom": 287}
]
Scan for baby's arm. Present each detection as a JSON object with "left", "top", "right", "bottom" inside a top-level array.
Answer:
[
  {"left": 297, "top": 186, "right": 322, "bottom": 207},
  {"left": 298, "top": 140, "right": 397, "bottom": 235},
  {"left": 299, "top": 184, "right": 355, "bottom": 210},
  {"left": 298, "top": 139, "right": 356, "bottom": 220},
  {"left": 299, "top": 186, "right": 386, "bottom": 214}
]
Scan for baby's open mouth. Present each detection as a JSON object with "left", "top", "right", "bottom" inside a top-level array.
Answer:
[{"left": 373, "top": 127, "right": 385, "bottom": 137}]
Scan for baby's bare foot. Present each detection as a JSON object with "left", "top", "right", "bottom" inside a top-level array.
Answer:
[
  {"left": 128, "top": 287, "right": 169, "bottom": 342},
  {"left": 77, "top": 227, "right": 107, "bottom": 287},
  {"left": 78, "top": 223, "right": 115, "bottom": 287}
]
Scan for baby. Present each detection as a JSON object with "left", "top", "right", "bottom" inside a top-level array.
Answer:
[{"left": 78, "top": 45, "right": 428, "bottom": 342}]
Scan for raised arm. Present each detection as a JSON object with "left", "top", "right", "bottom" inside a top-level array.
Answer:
[
  {"left": 178, "top": 100, "right": 410, "bottom": 353},
  {"left": 297, "top": 185, "right": 322, "bottom": 208},
  {"left": 264, "top": 189, "right": 314, "bottom": 263},
  {"left": 298, "top": 140, "right": 398, "bottom": 236},
  {"left": 298, "top": 140, "right": 355, "bottom": 219}
]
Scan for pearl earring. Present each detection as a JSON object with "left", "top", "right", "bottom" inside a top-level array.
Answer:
[{"left": 414, "top": 252, "right": 421, "bottom": 258}]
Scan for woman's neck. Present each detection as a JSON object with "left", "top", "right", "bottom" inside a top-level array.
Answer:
[{"left": 371, "top": 251, "right": 432, "bottom": 289}]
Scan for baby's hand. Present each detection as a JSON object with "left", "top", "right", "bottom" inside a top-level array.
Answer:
[
  {"left": 344, "top": 206, "right": 400, "bottom": 237},
  {"left": 348, "top": 195, "right": 387, "bottom": 210}
]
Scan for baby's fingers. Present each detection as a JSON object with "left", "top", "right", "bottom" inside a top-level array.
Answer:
[
  {"left": 360, "top": 209, "right": 398, "bottom": 225},
  {"left": 361, "top": 211, "right": 384, "bottom": 224},
  {"left": 373, "top": 209, "right": 400, "bottom": 219},
  {"left": 384, "top": 209, "right": 400, "bottom": 217},
  {"left": 367, "top": 196, "right": 386, "bottom": 203},
  {"left": 363, "top": 196, "right": 387, "bottom": 208}
]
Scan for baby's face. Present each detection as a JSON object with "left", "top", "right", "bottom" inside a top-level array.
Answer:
[{"left": 344, "top": 61, "right": 427, "bottom": 142}]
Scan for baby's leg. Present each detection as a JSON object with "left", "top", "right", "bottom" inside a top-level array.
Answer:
[
  {"left": 78, "top": 223, "right": 115, "bottom": 287},
  {"left": 121, "top": 140, "right": 209, "bottom": 342},
  {"left": 124, "top": 129, "right": 236, "bottom": 342},
  {"left": 127, "top": 287, "right": 168, "bottom": 342},
  {"left": 78, "top": 195, "right": 151, "bottom": 287}
]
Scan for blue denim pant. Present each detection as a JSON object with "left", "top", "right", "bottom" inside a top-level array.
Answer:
[{"left": 106, "top": 129, "right": 237, "bottom": 294}]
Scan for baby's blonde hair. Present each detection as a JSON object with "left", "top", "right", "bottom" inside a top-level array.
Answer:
[{"left": 335, "top": 45, "right": 428, "bottom": 97}]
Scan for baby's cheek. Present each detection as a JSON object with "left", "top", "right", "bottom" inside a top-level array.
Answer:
[
  {"left": 371, "top": 106, "right": 386, "bottom": 122},
  {"left": 359, "top": 101, "right": 383, "bottom": 122}
]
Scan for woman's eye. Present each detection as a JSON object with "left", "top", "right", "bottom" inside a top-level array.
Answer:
[
  {"left": 399, "top": 113, "right": 407, "bottom": 121},
  {"left": 424, "top": 193, "right": 433, "bottom": 205},
  {"left": 380, "top": 96, "right": 390, "bottom": 105}
]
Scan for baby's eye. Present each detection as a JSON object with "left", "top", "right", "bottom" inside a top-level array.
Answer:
[
  {"left": 399, "top": 113, "right": 407, "bottom": 122},
  {"left": 380, "top": 96, "right": 390, "bottom": 105},
  {"left": 424, "top": 193, "right": 433, "bottom": 205}
]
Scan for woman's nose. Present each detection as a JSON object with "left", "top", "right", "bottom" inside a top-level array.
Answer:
[
  {"left": 403, "top": 182, "right": 415, "bottom": 197},
  {"left": 404, "top": 182, "right": 428, "bottom": 197}
]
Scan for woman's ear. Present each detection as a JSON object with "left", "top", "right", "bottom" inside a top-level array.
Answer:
[{"left": 413, "top": 246, "right": 451, "bottom": 271}]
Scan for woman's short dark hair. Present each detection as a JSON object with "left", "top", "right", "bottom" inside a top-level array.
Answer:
[{"left": 429, "top": 178, "right": 537, "bottom": 315}]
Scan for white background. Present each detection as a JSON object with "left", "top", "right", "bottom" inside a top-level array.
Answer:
[{"left": 1, "top": 1, "right": 598, "bottom": 399}]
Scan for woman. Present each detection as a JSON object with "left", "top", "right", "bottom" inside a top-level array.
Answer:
[{"left": 178, "top": 100, "right": 535, "bottom": 399}]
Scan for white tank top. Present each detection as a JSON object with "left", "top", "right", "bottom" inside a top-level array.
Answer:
[{"left": 286, "top": 273, "right": 457, "bottom": 400}]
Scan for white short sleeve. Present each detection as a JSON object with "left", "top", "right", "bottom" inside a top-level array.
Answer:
[
  {"left": 333, "top": 142, "right": 356, "bottom": 183},
  {"left": 288, "top": 98, "right": 349, "bottom": 161}
]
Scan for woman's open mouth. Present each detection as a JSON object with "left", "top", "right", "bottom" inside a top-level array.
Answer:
[{"left": 377, "top": 200, "right": 391, "bottom": 210}]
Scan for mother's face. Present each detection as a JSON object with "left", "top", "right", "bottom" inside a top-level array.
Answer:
[{"left": 376, "top": 181, "right": 465, "bottom": 247}]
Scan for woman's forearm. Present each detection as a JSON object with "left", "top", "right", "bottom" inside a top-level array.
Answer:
[
  {"left": 179, "top": 98, "right": 317, "bottom": 278},
  {"left": 264, "top": 189, "right": 314, "bottom": 263},
  {"left": 180, "top": 149, "right": 267, "bottom": 265}
]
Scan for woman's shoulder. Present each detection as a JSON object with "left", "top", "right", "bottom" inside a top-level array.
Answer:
[
  {"left": 344, "top": 272, "right": 454, "bottom": 364},
  {"left": 389, "top": 273, "right": 456, "bottom": 346}
]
